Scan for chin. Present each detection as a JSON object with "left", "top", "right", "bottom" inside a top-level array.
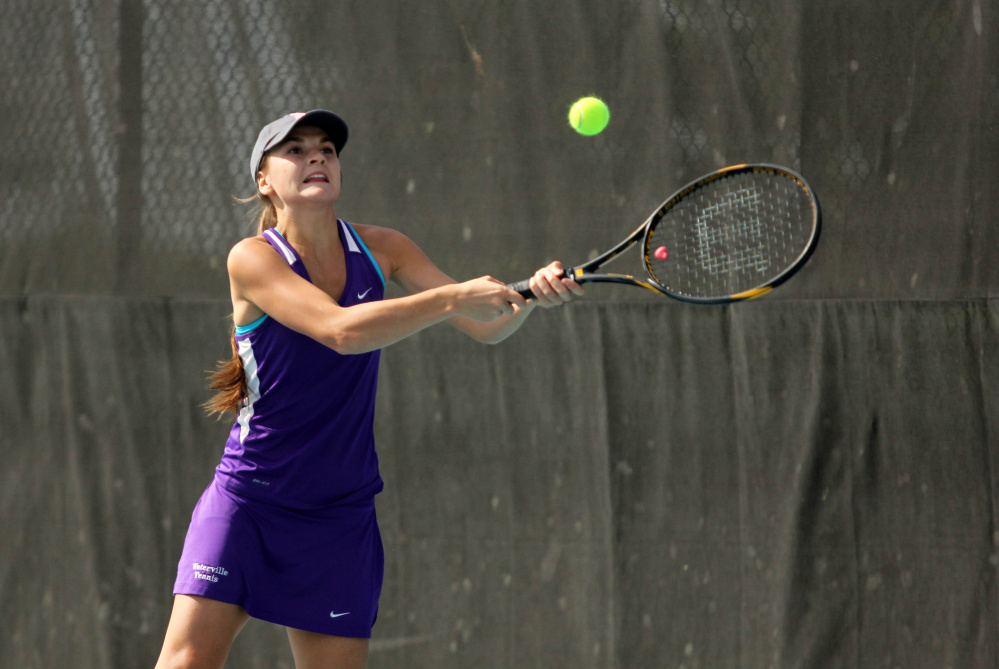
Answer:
[{"left": 301, "top": 186, "right": 338, "bottom": 200}]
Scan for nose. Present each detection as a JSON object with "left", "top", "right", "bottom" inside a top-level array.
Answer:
[{"left": 308, "top": 148, "right": 326, "bottom": 164}]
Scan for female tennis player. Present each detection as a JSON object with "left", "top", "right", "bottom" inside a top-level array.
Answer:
[{"left": 154, "top": 110, "right": 582, "bottom": 669}]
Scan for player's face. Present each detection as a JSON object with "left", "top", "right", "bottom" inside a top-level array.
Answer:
[{"left": 258, "top": 126, "right": 341, "bottom": 205}]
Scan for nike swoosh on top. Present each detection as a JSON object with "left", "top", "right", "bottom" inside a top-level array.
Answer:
[
  {"left": 357, "top": 287, "right": 372, "bottom": 300},
  {"left": 330, "top": 612, "right": 351, "bottom": 618}
]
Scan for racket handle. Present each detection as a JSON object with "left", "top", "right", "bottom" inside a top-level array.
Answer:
[
  {"left": 506, "top": 266, "right": 579, "bottom": 299},
  {"left": 505, "top": 279, "right": 536, "bottom": 299}
]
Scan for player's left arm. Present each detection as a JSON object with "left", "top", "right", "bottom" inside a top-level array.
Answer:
[{"left": 355, "top": 224, "right": 582, "bottom": 344}]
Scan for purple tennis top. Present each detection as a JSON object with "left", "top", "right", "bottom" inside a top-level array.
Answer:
[{"left": 215, "top": 221, "right": 387, "bottom": 509}]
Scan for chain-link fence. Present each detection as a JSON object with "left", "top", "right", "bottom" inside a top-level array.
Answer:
[{"left": 3, "top": 1, "right": 995, "bottom": 298}]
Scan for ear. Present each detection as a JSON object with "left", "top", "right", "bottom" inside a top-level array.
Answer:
[{"left": 256, "top": 171, "right": 275, "bottom": 197}]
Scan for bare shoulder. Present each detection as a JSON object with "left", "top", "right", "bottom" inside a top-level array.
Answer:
[
  {"left": 352, "top": 223, "right": 454, "bottom": 293},
  {"left": 351, "top": 223, "right": 415, "bottom": 253},
  {"left": 227, "top": 235, "right": 284, "bottom": 282},
  {"left": 350, "top": 223, "right": 428, "bottom": 281}
]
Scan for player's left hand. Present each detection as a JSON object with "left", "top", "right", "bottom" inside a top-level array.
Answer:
[{"left": 527, "top": 261, "right": 585, "bottom": 308}]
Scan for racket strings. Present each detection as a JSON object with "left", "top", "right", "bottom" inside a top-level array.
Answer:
[{"left": 647, "top": 170, "right": 815, "bottom": 298}]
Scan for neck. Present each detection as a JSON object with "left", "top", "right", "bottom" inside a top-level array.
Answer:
[{"left": 274, "top": 202, "right": 339, "bottom": 249}]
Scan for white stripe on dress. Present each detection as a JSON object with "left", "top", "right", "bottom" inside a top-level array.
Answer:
[
  {"left": 236, "top": 338, "right": 262, "bottom": 442},
  {"left": 340, "top": 220, "right": 362, "bottom": 253},
  {"left": 263, "top": 228, "right": 297, "bottom": 265}
]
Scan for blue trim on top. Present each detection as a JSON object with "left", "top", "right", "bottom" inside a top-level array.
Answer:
[
  {"left": 236, "top": 314, "right": 269, "bottom": 335},
  {"left": 342, "top": 220, "right": 386, "bottom": 288}
]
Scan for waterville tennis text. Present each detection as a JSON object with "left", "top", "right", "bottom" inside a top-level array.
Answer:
[{"left": 192, "top": 562, "right": 229, "bottom": 582}]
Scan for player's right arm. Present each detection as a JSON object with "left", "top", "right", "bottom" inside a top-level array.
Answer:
[{"left": 227, "top": 236, "right": 525, "bottom": 355}]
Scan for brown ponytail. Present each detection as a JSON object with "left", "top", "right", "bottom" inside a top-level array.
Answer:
[
  {"left": 203, "top": 324, "right": 247, "bottom": 417},
  {"left": 204, "top": 188, "right": 277, "bottom": 416}
]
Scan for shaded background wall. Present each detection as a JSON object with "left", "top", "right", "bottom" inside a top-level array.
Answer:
[{"left": 1, "top": 1, "right": 997, "bottom": 667}]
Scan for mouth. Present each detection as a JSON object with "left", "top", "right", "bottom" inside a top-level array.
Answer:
[{"left": 304, "top": 172, "right": 330, "bottom": 184}]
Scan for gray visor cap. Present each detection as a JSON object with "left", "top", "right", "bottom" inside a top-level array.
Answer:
[{"left": 249, "top": 110, "right": 349, "bottom": 185}]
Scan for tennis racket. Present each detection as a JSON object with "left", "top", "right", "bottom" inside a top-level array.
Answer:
[{"left": 507, "top": 164, "right": 820, "bottom": 304}]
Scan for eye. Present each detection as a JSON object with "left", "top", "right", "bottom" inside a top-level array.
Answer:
[{"left": 321, "top": 146, "right": 335, "bottom": 155}]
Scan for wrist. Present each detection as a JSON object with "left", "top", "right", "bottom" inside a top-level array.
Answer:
[{"left": 434, "top": 283, "right": 460, "bottom": 316}]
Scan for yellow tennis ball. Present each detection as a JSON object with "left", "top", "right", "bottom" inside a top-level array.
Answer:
[{"left": 568, "top": 96, "right": 610, "bottom": 136}]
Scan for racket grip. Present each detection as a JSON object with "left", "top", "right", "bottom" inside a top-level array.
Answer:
[{"left": 505, "top": 279, "right": 536, "bottom": 299}]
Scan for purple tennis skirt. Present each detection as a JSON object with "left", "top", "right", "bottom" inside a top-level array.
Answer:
[{"left": 173, "top": 479, "right": 383, "bottom": 638}]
